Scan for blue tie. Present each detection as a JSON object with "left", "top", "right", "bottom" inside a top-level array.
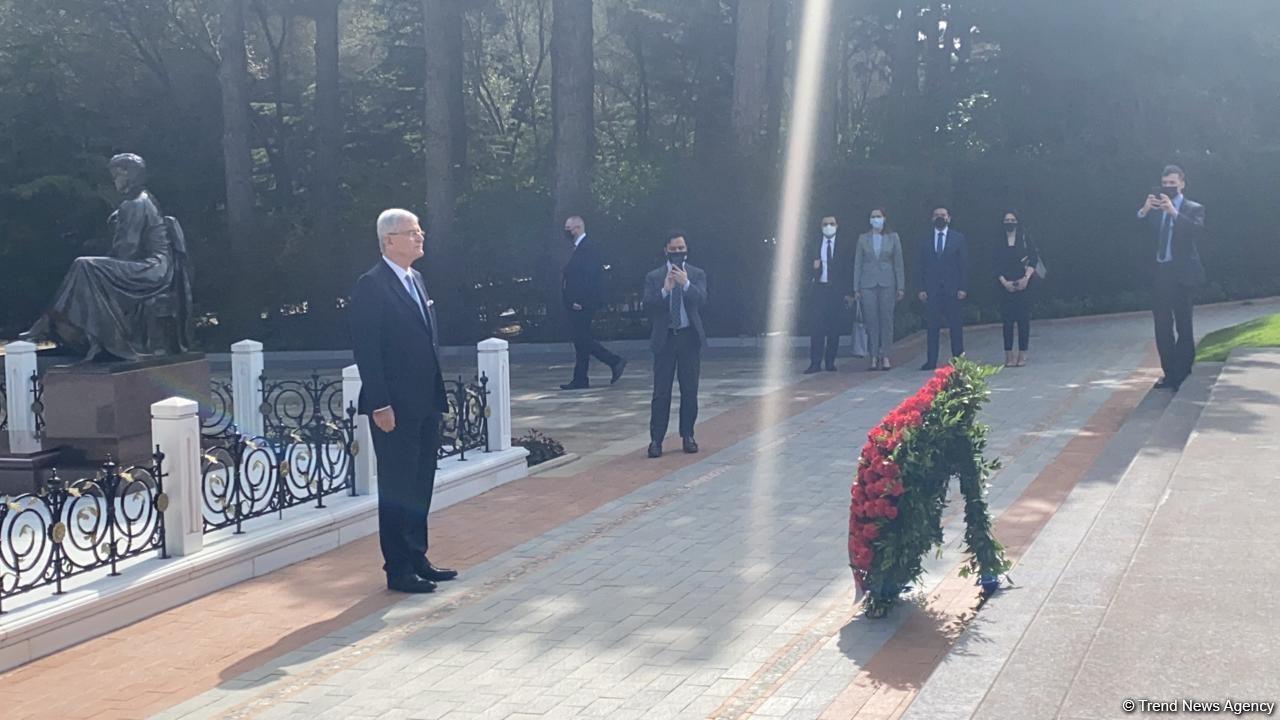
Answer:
[
  {"left": 1159, "top": 214, "right": 1174, "bottom": 262},
  {"left": 935, "top": 231, "right": 944, "bottom": 256},
  {"left": 404, "top": 274, "right": 430, "bottom": 329}
]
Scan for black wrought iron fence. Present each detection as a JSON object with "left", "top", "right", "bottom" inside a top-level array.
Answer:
[
  {"left": 440, "top": 374, "right": 491, "bottom": 461},
  {"left": 197, "top": 370, "right": 490, "bottom": 534},
  {"left": 0, "top": 371, "right": 44, "bottom": 438},
  {"left": 201, "top": 379, "right": 236, "bottom": 442},
  {"left": 200, "top": 373, "right": 356, "bottom": 533},
  {"left": 0, "top": 452, "right": 167, "bottom": 614}
]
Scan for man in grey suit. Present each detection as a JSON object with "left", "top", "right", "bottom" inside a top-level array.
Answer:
[{"left": 643, "top": 231, "right": 708, "bottom": 458}]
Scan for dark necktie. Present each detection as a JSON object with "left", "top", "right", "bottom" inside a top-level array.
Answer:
[
  {"left": 669, "top": 276, "right": 684, "bottom": 329},
  {"left": 824, "top": 239, "right": 833, "bottom": 280},
  {"left": 405, "top": 275, "right": 432, "bottom": 333},
  {"left": 1160, "top": 213, "right": 1174, "bottom": 262},
  {"left": 935, "top": 231, "right": 944, "bottom": 256}
]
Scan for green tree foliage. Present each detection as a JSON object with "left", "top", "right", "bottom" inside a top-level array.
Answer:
[{"left": 2, "top": 0, "right": 1279, "bottom": 347}]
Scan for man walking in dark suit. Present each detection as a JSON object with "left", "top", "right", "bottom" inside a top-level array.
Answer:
[
  {"left": 349, "top": 208, "right": 458, "bottom": 594},
  {"left": 1138, "top": 164, "right": 1206, "bottom": 391},
  {"left": 917, "top": 206, "right": 968, "bottom": 370},
  {"left": 805, "top": 215, "right": 856, "bottom": 374},
  {"left": 644, "top": 231, "right": 708, "bottom": 459},
  {"left": 560, "top": 215, "right": 627, "bottom": 390}
]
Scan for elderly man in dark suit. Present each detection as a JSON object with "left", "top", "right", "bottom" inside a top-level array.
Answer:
[
  {"left": 917, "top": 206, "right": 969, "bottom": 370},
  {"left": 349, "top": 208, "right": 458, "bottom": 594},
  {"left": 1138, "top": 164, "right": 1206, "bottom": 391},
  {"left": 560, "top": 215, "right": 627, "bottom": 390},
  {"left": 643, "top": 231, "right": 708, "bottom": 459}
]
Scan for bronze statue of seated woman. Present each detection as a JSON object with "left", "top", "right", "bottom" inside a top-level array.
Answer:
[{"left": 21, "top": 153, "right": 193, "bottom": 364}]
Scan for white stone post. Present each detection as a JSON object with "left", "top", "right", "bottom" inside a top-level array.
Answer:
[
  {"left": 477, "top": 338, "right": 512, "bottom": 451},
  {"left": 230, "top": 339, "right": 264, "bottom": 438},
  {"left": 3, "top": 340, "right": 41, "bottom": 455},
  {"left": 151, "top": 397, "right": 203, "bottom": 557},
  {"left": 343, "top": 364, "right": 376, "bottom": 495}
]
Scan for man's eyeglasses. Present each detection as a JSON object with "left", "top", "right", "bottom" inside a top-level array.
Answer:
[{"left": 389, "top": 229, "right": 425, "bottom": 237}]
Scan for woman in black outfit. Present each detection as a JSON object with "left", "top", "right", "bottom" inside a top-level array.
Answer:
[{"left": 993, "top": 210, "right": 1039, "bottom": 367}]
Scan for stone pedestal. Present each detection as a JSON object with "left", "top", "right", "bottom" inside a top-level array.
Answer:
[
  {"left": 41, "top": 354, "right": 211, "bottom": 466},
  {"left": 0, "top": 447, "right": 62, "bottom": 495}
]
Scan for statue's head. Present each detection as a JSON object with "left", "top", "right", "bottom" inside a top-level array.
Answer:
[{"left": 108, "top": 153, "right": 146, "bottom": 195}]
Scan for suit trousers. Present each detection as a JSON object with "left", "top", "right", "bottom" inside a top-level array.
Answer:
[
  {"left": 370, "top": 412, "right": 442, "bottom": 578},
  {"left": 650, "top": 329, "right": 701, "bottom": 442},
  {"left": 925, "top": 291, "right": 964, "bottom": 365},
  {"left": 569, "top": 308, "right": 621, "bottom": 384},
  {"left": 999, "top": 290, "right": 1031, "bottom": 352},
  {"left": 809, "top": 284, "right": 848, "bottom": 368},
  {"left": 860, "top": 286, "right": 896, "bottom": 359},
  {"left": 1152, "top": 265, "right": 1195, "bottom": 383}
]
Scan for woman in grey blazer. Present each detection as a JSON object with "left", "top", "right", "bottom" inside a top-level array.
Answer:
[{"left": 853, "top": 208, "right": 906, "bottom": 370}]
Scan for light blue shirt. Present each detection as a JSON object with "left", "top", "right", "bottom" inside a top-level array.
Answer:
[
  {"left": 871, "top": 232, "right": 884, "bottom": 257},
  {"left": 660, "top": 262, "right": 692, "bottom": 329},
  {"left": 1140, "top": 194, "right": 1183, "bottom": 263},
  {"left": 383, "top": 256, "right": 428, "bottom": 322}
]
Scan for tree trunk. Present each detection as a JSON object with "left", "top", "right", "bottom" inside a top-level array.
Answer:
[
  {"left": 549, "top": 0, "right": 594, "bottom": 334},
  {"left": 691, "top": 0, "right": 731, "bottom": 161},
  {"left": 218, "top": 0, "right": 257, "bottom": 310},
  {"left": 763, "top": 0, "right": 789, "bottom": 161},
  {"left": 423, "top": 0, "right": 468, "bottom": 338},
  {"left": 731, "top": 0, "right": 771, "bottom": 155},
  {"left": 424, "top": 0, "right": 466, "bottom": 249},
  {"left": 816, "top": 0, "right": 850, "bottom": 166},
  {"left": 313, "top": 0, "right": 341, "bottom": 242}
]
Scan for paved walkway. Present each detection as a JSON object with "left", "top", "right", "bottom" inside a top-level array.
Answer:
[
  {"left": 904, "top": 347, "right": 1280, "bottom": 720},
  {"left": 0, "top": 300, "right": 1276, "bottom": 720}
]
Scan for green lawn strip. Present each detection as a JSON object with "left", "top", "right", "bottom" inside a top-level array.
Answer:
[{"left": 1196, "top": 313, "right": 1280, "bottom": 362}]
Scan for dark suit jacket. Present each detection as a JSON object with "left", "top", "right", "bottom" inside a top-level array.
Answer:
[
  {"left": 917, "top": 228, "right": 969, "bottom": 296},
  {"left": 643, "top": 263, "right": 708, "bottom": 354},
  {"left": 809, "top": 235, "right": 855, "bottom": 295},
  {"left": 562, "top": 236, "right": 605, "bottom": 311},
  {"left": 1140, "top": 198, "right": 1206, "bottom": 286},
  {"left": 349, "top": 260, "right": 447, "bottom": 420}
]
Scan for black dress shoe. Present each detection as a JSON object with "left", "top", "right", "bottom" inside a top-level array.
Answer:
[
  {"left": 387, "top": 575, "right": 437, "bottom": 593},
  {"left": 682, "top": 437, "right": 699, "bottom": 454},
  {"left": 920, "top": 363, "right": 936, "bottom": 371},
  {"left": 416, "top": 563, "right": 458, "bottom": 582},
  {"left": 824, "top": 365, "right": 837, "bottom": 372},
  {"left": 1154, "top": 377, "right": 1176, "bottom": 389},
  {"left": 647, "top": 441, "right": 662, "bottom": 458},
  {"left": 560, "top": 382, "right": 590, "bottom": 390},
  {"left": 803, "top": 366, "right": 822, "bottom": 375},
  {"left": 611, "top": 358, "right": 628, "bottom": 385}
]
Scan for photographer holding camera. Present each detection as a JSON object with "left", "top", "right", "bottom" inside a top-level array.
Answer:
[{"left": 1137, "top": 164, "right": 1206, "bottom": 391}]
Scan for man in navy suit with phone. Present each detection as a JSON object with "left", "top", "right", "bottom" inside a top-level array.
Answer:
[
  {"left": 1137, "top": 164, "right": 1206, "bottom": 391},
  {"left": 917, "top": 206, "right": 968, "bottom": 370},
  {"left": 349, "top": 208, "right": 458, "bottom": 594}
]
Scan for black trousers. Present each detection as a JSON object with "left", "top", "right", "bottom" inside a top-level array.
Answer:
[
  {"left": 370, "top": 412, "right": 442, "bottom": 578},
  {"left": 650, "top": 329, "right": 702, "bottom": 442},
  {"left": 1000, "top": 290, "right": 1031, "bottom": 352},
  {"left": 809, "top": 284, "right": 847, "bottom": 368},
  {"left": 1152, "top": 266, "right": 1195, "bottom": 383},
  {"left": 925, "top": 290, "right": 964, "bottom": 365},
  {"left": 569, "top": 308, "right": 621, "bottom": 384}
]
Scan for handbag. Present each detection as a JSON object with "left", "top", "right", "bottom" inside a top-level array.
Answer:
[
  {"left": 1032, "top": 240, "right": 1047, "bottom": 280},
  {"left": 850, "top": 300, "right": 869, "bottom": 357}
]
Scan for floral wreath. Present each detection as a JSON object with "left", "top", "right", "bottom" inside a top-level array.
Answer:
[{"left": 848, "top": 358, "right": 1009, "bottom": 617}]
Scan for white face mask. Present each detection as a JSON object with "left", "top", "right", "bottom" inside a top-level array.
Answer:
[
  {"left": 822, "top": 224, "right": 837, "bottom": 237},
  {"left": 870, "top": 217, "right": 885, "bottom": 230}
]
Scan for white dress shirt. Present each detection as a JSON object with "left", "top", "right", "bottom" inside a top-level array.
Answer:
[
  {"left": 820, "top": 235, "right": 837, "bottom": 283},
  {"left": 660, "top": 261, "right": 692, "bottom": 329}
]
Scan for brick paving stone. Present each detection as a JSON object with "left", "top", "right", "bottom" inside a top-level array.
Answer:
[{"left": 4, "top": 302, "right": 1277, "bottom": 720}]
